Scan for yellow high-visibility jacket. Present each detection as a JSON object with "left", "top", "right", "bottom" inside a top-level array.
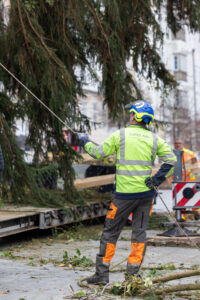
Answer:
[{"left": 85, "top": 124, "right": 177, "bottom": 199}]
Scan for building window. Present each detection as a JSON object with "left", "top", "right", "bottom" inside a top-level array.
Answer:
[
  {"left": 101, "top": 103, "right": 106, "bottom": 128},
  {"left": 172, "top": 28, "right": 186, "bottom": 41},
  {"left": 174, "top": 56, "right": 178, "bottom": 70},
  {"left": 175, "top": 90, "right": 188, "bottom": 108},
  {"left": 174, "top": 54, "right": 187, "bottom": 72},
  {"left": 173, "top": 54, "right": 187, "bottom": 81},
  {"left": 81, "top": 100, "right": 87, "bottom": 116},
  {"left": 93, "top": 102, "right": 97, "bottom": 123},
  {"left": 178, "top": 90, "right": 188, "bottom": 104}
]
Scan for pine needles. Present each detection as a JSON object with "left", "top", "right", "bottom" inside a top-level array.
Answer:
[{"left": 0, "top": 0, "right": 200, "bottom": 205}]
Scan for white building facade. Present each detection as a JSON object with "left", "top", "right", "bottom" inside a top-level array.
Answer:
[{"left": 141, "top": 9, "right": 200, "bottom": 154}]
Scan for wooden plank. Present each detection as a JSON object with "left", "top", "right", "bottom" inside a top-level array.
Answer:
[
  {"left": 74, "top": 174, "right": 115, "bottom": 189},
  {"left": 74, "top": 168, "right": 161, "bottom": 190},
  {"left": 0, "top": 226, "right": 39, "bottom": 238},
  {"left": 78, "top": 153, "right": 116, "bottom": 165},
  {"left": 147, "top": 235, "right": 200, "bottom": 247},
  {"left": 0, "top": 211, "right": 39, "bottom": 222}
]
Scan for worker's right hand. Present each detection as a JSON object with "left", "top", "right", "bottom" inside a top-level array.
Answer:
[
  {"left": 145, "top": 177, "right": 159, "bottom": 189},
  {"left": 76, "top": 132, "right": 89, "bottom": 147}
]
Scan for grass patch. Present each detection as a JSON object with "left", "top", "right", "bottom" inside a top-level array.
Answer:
[
  {"left": 40, "top": 259, "right": 48, "bottom": 264},
  {"left": 0, "top": 250, "right": 17, "bottom": 259},
  {"left": 27, "top": 261, "right": 36, "bottom": 266},
  {"left": 61, "top": 249, "right": 94, "bottom": 268},
  {"left": 79, "top": 187, "right": 112, "bottom": 202},
  {"left": 147, "top": 213, "right": 169, "bottom": 230},
  {"left": 52, "top": 222, "right": 103, "bottom": 241},
  {"left": 144, "top": 263, "right": 176, "bottom": 278}
]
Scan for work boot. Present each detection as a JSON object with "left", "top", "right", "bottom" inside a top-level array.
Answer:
[
  {"left": 86, "top": 273, "right": 109, "bottom": 285},
  {"left": 86, "top": 255, "right": 109, "bottom": 285},
  {"left": 125, "top": 263, "right": 142, "bottom": 281},
  {"left": 126, "top": 263, "right": 140, "bottom": 276}
]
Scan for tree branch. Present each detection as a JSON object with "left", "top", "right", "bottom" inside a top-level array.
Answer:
[
  {"left": 16, "top": 0, "right": 33, "bottom": 63},
  {"left": 23, "top": 6, "right": 71, "bottom": 85},
  {"left": 82, "top": 0, "right": 112, "bottom": 63},
  {"left": 142, "top": 283, "right": 200, "bottom": 296},
  {"left": 152, "top": 269, "right": 200, "bottom": 283},
  {"left": 0, "top": 119, "right": 14, "bottom": 158}
]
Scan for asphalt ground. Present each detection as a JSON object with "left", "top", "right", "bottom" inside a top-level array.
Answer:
[
  {"left": 0, "top": 188, "right": 199, "bottom": 300},
  {"left": 0, "top": 234, "right": 200, "bottom": 300}
]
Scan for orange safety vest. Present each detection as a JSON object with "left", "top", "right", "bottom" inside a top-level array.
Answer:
[
  {"left": 171, "top": 148, "right": 197, "bottom": 182},
  {"left": 182, "top": 148, "right": 196, "bottom": 181}
]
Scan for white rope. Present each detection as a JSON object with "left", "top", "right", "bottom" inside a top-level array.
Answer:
[{"left": 0, "top": 62, "right": 76, "bottom": 134}]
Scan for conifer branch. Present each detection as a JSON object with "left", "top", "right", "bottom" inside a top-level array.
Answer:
[
  {"left": 1, "top": 0, "right": 200, "bottom": 205},
  {"left": 16, "top": 0, "right": 33, "bottom": 63},
  {"left": 23, "top": 6, "right": 71, "bottom": 86},
  {"left": 82, "top": 0, "right": 112, "bottom": 63},
  {"left": 128, "top": 1, "right": 139, "bottom": 30},
  {"left": 62, "top": 12, "right": 78, "bottom": 57},
  {"left": 0, "top": 119, "right": 14, "bottom": 158}
]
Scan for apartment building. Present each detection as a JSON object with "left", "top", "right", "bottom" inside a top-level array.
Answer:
[{"left": 141, "top": 9, "right": 200, "bottom": 153}]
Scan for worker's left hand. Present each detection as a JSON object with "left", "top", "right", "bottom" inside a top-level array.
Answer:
[
  {"left": 76, "top": 132, "right": 89, "bottom": 147},
  {"left": 145, "top": 177, "right": 159, "bottom": 189}
]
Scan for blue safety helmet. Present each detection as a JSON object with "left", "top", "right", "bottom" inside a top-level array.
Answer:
[{"left": 128, "top": 101, "right": 154, "bottom": 125}]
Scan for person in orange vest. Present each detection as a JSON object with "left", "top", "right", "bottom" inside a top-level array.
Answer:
[
  {"left": 174, "top": 139, "right": 200, "bottom": 221},
  {"left": 174, "top": 139, "right": 197, "bottom": 180}
]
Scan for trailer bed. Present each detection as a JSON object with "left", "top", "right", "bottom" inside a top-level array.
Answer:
[{"left": 0, "top": 201, "right": 110, "bottom": 238}]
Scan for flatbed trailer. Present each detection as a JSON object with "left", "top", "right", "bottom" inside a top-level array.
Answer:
[
  {"left": 0, "top": 171, "right": 114, "bottom": 239},
  {"left": 0, "top": 200, "right": 110, "bottom": 238}
]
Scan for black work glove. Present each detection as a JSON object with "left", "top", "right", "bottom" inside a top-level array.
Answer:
[
  {"left": 76, "top": 132, "right": 89, "bottom": 147},
  {"left": 145, "top": 177, "right": 159, "bottom": 189}
]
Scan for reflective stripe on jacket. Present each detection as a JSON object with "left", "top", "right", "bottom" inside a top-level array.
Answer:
[{"left": 85, "top": 125, "right": 177, "bottom": 198}]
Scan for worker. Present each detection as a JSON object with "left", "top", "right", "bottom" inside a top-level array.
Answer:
[
  {"left": 174, "top": 139, "right": 197, "bottom": 181},
  {"left": 174, "top": 139, "right": 199, "bottom": 221},
  {"left": 77, "top": 101, "right": 177, "bottom": 285}
]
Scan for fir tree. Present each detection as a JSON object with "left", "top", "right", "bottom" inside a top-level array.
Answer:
[{"left": 0, "top": 0, "right": 200, "bottom": 205}]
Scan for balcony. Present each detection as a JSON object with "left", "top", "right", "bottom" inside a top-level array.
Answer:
[{"left": 174, "top": 70, "right": 187, "bottom": 82}]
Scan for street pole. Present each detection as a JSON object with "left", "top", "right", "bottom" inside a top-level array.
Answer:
[
  {"left": 192, "top": 49, "right": 197, "bottom": 151},
  {"left": 173, "top": 150, "right": 184, "bottom": 221}
]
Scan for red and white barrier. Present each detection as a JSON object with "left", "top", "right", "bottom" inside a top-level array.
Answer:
[{"left": 172, "top": 182, "right": 200, "bottom": 209}]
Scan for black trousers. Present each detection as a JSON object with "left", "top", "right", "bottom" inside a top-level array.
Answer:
[{"left": 95, "top": 196, "right": 153, "bottom": 277}]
